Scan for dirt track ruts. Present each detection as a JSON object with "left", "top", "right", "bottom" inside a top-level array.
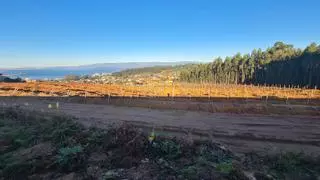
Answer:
[{"left": 1, "top": 97, "right": 320, "bottom": 155}]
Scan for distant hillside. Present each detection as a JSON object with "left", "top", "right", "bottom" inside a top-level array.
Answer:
[
  {"left": 1, "top": 61, "right": 193, "bottom": 80},
  {"left": 76, "top": 61, "right": 193, "bottom": 70},
  {"left": 112, "top": 64, "right": 197, "bottom": 77}
]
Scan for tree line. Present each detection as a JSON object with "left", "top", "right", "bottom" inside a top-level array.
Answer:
[
  {"left": 179, "top": 42, "right": 320, "bottom": 88},
  {"left": 113, "top": 64, "right": 192, "bottom": 77},
  {"left": 112, "top": 66, "right": 174, "bottom": 77}
]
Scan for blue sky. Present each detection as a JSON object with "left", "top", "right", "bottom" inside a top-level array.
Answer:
[{"left": 0, "top": 0, "right": 319, "bottom": 68}]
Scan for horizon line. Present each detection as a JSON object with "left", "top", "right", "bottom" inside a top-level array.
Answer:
[{"left": 1, "top": 60, "right": 200, "bottom": 70}]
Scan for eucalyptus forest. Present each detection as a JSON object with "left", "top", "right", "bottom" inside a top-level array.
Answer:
[{"left": 180, "top": 42, "right": 320, "bottom": 88}]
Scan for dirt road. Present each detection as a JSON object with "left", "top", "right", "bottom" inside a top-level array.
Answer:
[{"left": 1, "top": 97, "right": 320, "bottom": 155}]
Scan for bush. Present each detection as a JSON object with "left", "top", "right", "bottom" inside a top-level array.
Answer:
[
  {"left": 64, "top": 75, "right": 80, "bottom": 81},
  {"left": 216, "top": 161, "right": 234, "bottom": 174},
  {"left": 3, "top": 77, "right": 24, "bottom": 82},
  {"left": 151, "top": 139, "right": 182, "bottom": 160},
  {"left": 56, "top": 145, "right": 86, "bottom": 171}
]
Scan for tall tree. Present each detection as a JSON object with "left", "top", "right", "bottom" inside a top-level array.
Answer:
[{"left": 179, "top": 42, "right": 320, "bottom": 88}]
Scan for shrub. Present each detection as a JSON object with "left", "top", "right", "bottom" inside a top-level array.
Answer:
[
  {"left": 151, "top": 139, "right": 182, "bottom": 160},
  {"left": 216, "top": 161, "right": 234, "bottom": 174},
  {"left": 64, "top": 75, "right": 80, "bottom": 81},
  {"left": 56, "top": 145, "right": 86, "bottom": 171}
]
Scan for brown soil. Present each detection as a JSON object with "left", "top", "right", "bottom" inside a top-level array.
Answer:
[{"left": 1, "top": 97, "right": 320, "bottom": 155}]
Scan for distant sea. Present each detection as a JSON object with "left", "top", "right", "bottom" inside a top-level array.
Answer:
[
  {"left": 2, "top": 69, "right": 111, "bottom": 80},
  {"left": 2, "top": 61, "right": 193, "bottom": 80}
]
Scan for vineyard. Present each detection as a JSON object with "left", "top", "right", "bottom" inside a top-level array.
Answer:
[{"left": 1, "top": 82, "right": 320, "bottom": 100}]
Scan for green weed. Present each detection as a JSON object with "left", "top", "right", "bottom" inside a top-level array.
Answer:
[
  {"left": 56, "top": 145, "right": 86, "bottom": 171},
  {"left": 216, "top": 161, "right": 234, "bottom": 174}
]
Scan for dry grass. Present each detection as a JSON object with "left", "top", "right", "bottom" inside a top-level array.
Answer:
[{"left": 1, "top": 82, "right": 319, "bottom": 100}]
